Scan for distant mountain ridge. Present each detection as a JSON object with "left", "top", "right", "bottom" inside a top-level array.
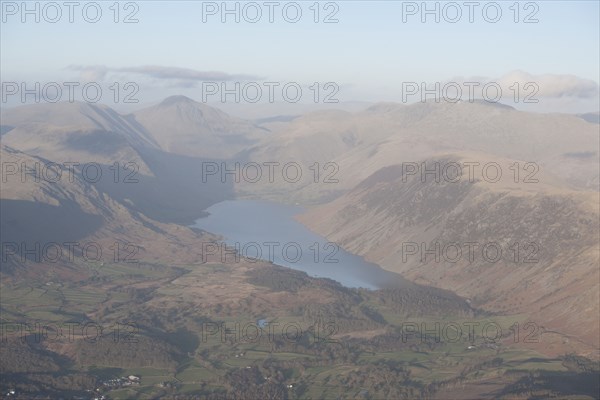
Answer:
[{"left": 237, "top": 100, "right": 599, "bottom": 202}]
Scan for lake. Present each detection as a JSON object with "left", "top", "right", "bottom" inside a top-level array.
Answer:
[{"left": 193, "top": 200, "right": 413, "bottom": 290}]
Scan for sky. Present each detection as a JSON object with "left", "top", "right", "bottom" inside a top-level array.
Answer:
[{"left": 1, "top": 0, "right": 599, "bottom": 113}]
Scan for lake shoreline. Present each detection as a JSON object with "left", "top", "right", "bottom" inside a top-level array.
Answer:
[{"left": 192, "top": 199, "right": 416, "bottom": 290}]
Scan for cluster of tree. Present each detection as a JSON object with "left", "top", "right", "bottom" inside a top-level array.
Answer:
[
  {"left": 72, "top": 334, "right": 181, "bottom": 370},
  {"left": 372, "top": 287, "right": 473, "bottom": 318},
  {"left": 246, "top": 267, "right": 312, "bottom": 293},
  {"left": 497, "top": 368, "right": 600, "bottom": 399},
  {"left": 0, "top": 340, "right": 96, "bottom": 399},
  {"left": 246, "top": 265, "right": 361, "bottom": 303},
  {"left": 0, "top": 339, "right": 63, "bottom": 374},
  {"left": 330, "top": 360, "right": 431, "bottom": 399}
]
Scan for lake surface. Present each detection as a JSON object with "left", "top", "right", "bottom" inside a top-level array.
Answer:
[{"left": 193, "top": 200, "right": 412, "bottom": 290}]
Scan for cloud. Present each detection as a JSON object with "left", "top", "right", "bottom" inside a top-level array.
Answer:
[
  {"left": 497, "top": 70, "right": 599, "bottom": 98},
  {"left": 447, "top": 70, "right": 599, "bottom": 99},
  {"left": 66, "top": 65, "right": 262, "bottom": 87},
  {"left": 116, "top": 65, "right": 261, "bottom": 82},
  {"left": 67, "top": 65, "right": 109, "bottom": 82}
]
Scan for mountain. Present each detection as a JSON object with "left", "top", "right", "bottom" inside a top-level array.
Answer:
[
  {"left": 0, "top": 145, "right": 105, "bottom": 253},
  {"left": 577, "top": 111, "right": 600, "bottom": 124},
  {"left": 0, "top": 101, "right": 235, "bottom": 224},
  {"left": 132, "top": 95, "right": 266, "bottom": 159},
  {"left": 0, "top": 145, "right": 217, "bottom": 276},
  {"left": 298, "top": 153, "right": 600, "bottom": 357},
  {"left": 1, "top": 98, "right": 598, "bottom": 398},
  {"left": 240, "top": 101, "right": 599, "bottom": 202},
  {"left": 0, "top": 101, "right": 156, "bottom": 174}
]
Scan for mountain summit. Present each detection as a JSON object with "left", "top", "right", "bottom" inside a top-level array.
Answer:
[
  {"left": 158, "top": 95, "right": 197, "bottom": 106},
  {"left": 132, "top": 97, "right": 264, "bottom": 158}
]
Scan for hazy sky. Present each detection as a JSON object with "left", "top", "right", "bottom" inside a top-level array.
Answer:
[{"left": 1, "top": 1, "right": 599, "bottom": 112}]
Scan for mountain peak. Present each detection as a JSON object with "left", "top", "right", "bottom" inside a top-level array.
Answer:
[
  {"left": 365, "top": 102, "right": 403, "bottom": 113},
  {"left": 460, "top": 98, "right": 516, "bottom": 110},
  {"left": 159, "top": 95, "right": 197, "bottom": 107}
]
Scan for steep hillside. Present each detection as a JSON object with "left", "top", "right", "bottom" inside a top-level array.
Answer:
[
  {"left": 299, "top": 154, "right": 600, "bottom": 357},
  {"left": 0, "top": 145, "right": 222, "bottom": 276},
  {"left": 1, "top": 101, "right": 157, "bottom": 172},
  {"left": 0, "top": 101, "right": 235, "bottom": 223}
]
